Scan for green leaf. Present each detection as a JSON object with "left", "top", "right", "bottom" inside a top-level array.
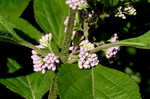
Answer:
[
  {"left": 0, "top": 16, "right": 22, "bottom": 41},
  {"left": 0, "top": 32, "right": 18, "bottom": 44},
  {"left": 116, "top": 30, "right": 150, "bottom": 49},
  {"left": 0, "top": 16, "right": 42, "bottom": 42},
  {"left": 0, "top": 16, "right": 42, "bottom": 49},
  {"left": 89, "top": 31, "right": 150, "bottom": 53},
  {"left": 0, "top": 58, "right": 54, "bottom": 99},
  {"left": 0, "top": 0, "right": 30, "bottom": 17},
  {"left": 34, "top": 0, "right": 68, "bottom": 47},
  {"left": 57, "top": 64, "right": 141, "bottom": 99}
]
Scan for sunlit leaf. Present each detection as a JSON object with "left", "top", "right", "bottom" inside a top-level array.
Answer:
[
  {"left": 57, "top": 64, "right": 141, "bottom": 99},
  {"left": 34, "top": 0, "right": 68, "bottom": 47},
  {"left": 0, "top": 0, "right": 30, "bottom": 17},
  {"left": 0, "top": 32, "right": 18, "bottom": 44},
  {"left": 0, "top": 58, "right": 54, "bottom": 99},
  {"left": 116, "top": 30, "right": 150, "bottom": 49},
  {"left": 0, "top": 16, "right": 42, "bottom": 48}
]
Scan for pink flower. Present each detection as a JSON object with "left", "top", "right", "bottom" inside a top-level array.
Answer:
[
  {"left": 78, "top": 40, "right": 99, "bottom": 69},
  {"left": 106, "top": 34, "right": 120, "bottom": 59},
  {"left": 106, "top": 46, "right": 120, "bottom": 59},
  {"left": 78, "top": 49, "right": 99, "bottom": 69},
  {"left": 31, "top": 50, "right": 59, "bottom": 74}
]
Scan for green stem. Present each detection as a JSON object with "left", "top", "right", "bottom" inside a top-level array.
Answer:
[
  {"left": 18, "top": 41, "right": 49, "bottom": 56},
  {"left": 61, "top": 9, "right": 76, "bottom": 63},
  {"left": 48, "top": 39, "right": 54, "bottom": 53},
  {"left": 47, "top": 9, "right": 77, "bottom": 99},
  {"left": 18, "top": 41, "right": 35, "bottom": 49},
  {"left": 90, "top": 41, "right": 145, "bottom": 53},
  {"left": 48, "top": 74, "right": 58, "bottom": 99},
  {"left": 83, "top": 21, "right": 89, "bottom": 40},
  {"left": 66, "top": 41, "right": 145, "bottom": 63}
]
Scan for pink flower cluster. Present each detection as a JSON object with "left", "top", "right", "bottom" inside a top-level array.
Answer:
[
  {"left": 31, "top": 50, "right": 59, "bottom": 74},
  {"left": 78, "top": 40, "right": 99, "bottom": 69},
  {"left": 78, "top": 49, "right": 99, "bottom": 69},
  {"left": 43, "top": 53, "right": 59, "bottom": 71},
  {"left": 31, "top": 33, "right": 60, "bottom": 73},
  {"left": 106, "top": 34, "right": 120, "bottom": 59},
  {"left": 106, "top": 46, "right": 120, "bottom": 59},
  {"left": 66, "top": 0, "right": 87, "bottom": 10},
  {"left": 31, "top": 50, "right": 44, "bottom": 72}
]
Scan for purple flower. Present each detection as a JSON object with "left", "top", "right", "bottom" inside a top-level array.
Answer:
[
  {"left": 78, "top": 50, "right": 99, "bottom": 69},
  {"left": 106, "top": 46, "right": 120, "bottom": 59},
  {"left": 31, "top": 50, "right": 59, "bottom": 74},
  {"left": 78, "top": 40, "right": 99, "bottom": 69},
  {"left": 106, "top": 34, "right": 120, "bottom": 59},
  {"left": 31, "top": 50, "right": 44, "bottom": 72},
  {"left": 110, "top": 33, "right": 119, "bottom": 42}
]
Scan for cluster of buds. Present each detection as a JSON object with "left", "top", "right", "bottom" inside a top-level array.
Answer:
[
  {"left": 31, "top": 50, "right": 59, "bottom": 74},
  {"left": 124, "top": 6, "right": 136, "bottom": 16},
  {"left": 115, "top": 7, "right": 126, "bottom": 19},
  {"left": 31, "top": 33, "right": 59, "bottom": 74},
  {"left": 115, "top": 4, "right": 136, "bottom": 19},
  {"left": 105, "top": 46, "right": 120, "bottom": 59},
  {"left": 79, "top": 40, "right": 95, "bottom": 50},
  {"left": 66, "top": 0, "right": 88, "bottom": 10},
  {"left": 31, "top": 50, "right": 44, "bottom": 72},
  {"left": 36, "top": 33, "right": 52, "bottom": 48},
  {"left": 105, "top": 34, "right": 120, "bottom": 59},
  {"left": 78, "top": 40, "right": 99, "bottom": 69},
  {"left": 43, "top": 53, "right": 59, "bottom": 71}
]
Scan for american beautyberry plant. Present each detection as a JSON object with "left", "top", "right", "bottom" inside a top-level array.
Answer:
[{"left": 0, "top": 0, "right": 150, "bottom": 99}]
